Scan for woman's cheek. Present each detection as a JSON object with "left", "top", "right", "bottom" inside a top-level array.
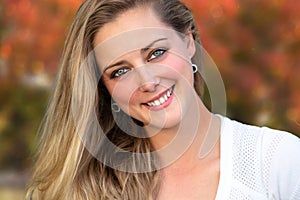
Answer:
[
  {"left": 108, "top": 81, "right": 136, "bottom": 107},
  {"left": 162, "top": 55, "right": 193, "bottom": 80}
]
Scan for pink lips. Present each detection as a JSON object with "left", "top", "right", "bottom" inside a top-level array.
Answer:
[
  {"left": 148, "top": 93, "right": 174, "bottom": 111},
  {"left": 143, "top": 85, "right": 175, "bottom": 111}
]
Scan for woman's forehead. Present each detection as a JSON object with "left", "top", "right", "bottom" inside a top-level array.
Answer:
[{"left": 93, "top": 28, "right": 189, "bottom": 70}]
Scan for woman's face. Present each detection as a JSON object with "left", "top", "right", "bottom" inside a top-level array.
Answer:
[{"left": 94, "top": 6, "right": 196, "bottom": 130}]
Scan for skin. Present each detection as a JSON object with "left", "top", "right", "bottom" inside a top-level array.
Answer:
[{"left": 94, "top": 6, "right": 221, "bottom": 200}]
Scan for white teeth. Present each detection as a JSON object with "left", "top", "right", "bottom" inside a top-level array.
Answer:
[
  {"left": 164, "top": 95, "right": 168, "bottom": 101},
  {"left": 167, "top": 91, "right": 171, "bottom": 97},
  {"left": 159, "top": 97, "right": 165, "bottom": 104},
  {"left": 154, "top": 100, "right": 160, "bottom": 106},
  {"left": 146, "top": 86, "right": 174, "bottom": 107}
]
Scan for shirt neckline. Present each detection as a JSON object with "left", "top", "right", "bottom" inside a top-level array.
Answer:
[{"left": 214, "top": 115, "right": 232, "bottom": 200}]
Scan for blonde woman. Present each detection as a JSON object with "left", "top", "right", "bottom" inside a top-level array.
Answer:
[{"left": 26, "top": 0, "right": 300, "bottom": 199}]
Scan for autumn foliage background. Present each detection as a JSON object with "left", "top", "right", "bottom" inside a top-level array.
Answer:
[{"left": 0, "top": 0, "right": 299, "bottom": 198}]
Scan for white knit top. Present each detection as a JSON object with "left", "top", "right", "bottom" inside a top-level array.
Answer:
[{"left": 215, "top": 116, "right": 300, "bottom": 200}]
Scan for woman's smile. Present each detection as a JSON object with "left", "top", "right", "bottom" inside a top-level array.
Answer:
[{"left": 143, "top": 85, "right": 175, "bottom": 111}]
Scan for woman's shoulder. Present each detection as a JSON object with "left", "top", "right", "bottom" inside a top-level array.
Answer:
[
  {"left": 218, "top": 114, "right": 299, "bottom": 148},
  {"left": 218, "top": 115, "right": 300, "bottom": 199},
  {"left": 260, "top": 126, "right": 300, "bottom": 199},
  {"left": 220, "top": 115, "right": 300, "bottom": 166}
]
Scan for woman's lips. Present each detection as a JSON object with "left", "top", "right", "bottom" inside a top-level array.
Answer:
[{"left": 142, "top": 85, "right": 175, "bottom": 110}]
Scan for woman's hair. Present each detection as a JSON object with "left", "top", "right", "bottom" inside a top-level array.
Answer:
[{"left": 26, "top": 0, "right": 203, "bottom": 199}]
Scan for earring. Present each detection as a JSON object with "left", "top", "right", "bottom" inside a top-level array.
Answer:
[
  {"left": 192, "top": 64, "right": 198, "bottom": 73},
  {"left": 111, "top": 102, "right": 120, "bottom": 112}
]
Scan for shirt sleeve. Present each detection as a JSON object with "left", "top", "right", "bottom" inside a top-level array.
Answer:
[{"left": 263, "top": 128, "right": 300, "bottom": 200}]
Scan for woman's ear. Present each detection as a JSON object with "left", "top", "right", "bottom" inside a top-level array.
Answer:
[{"left": 186, "top": 32, "right": 196, "bottom": 59}]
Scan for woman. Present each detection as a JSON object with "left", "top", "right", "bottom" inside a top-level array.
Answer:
[{"left": 26, "top": 0, "right": 300, "bottom": 199}]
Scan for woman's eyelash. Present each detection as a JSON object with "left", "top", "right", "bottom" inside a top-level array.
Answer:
[
  {"left": 109, "top": 48, "right": 167, "bottom": 79},
  {"left": 147, "top": 48, "right": 167, "bottom": 62},
  {"left": 110, "top": 68, "right": 130, "bottom": 79}
]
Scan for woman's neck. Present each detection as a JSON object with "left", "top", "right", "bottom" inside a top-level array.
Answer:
[{"left": 147, "top": 99, "right": 221, "bottom": 170}]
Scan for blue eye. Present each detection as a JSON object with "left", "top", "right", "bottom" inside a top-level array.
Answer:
[
  {"left": 147, "top": 49, "right": 166, "bottom": 61},
  {"left": 111, "top": 68, "right": 130, "bottom": 78}
]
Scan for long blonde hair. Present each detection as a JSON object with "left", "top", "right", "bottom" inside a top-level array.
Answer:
[{"left": 26, "top": 0, "right": 203, "bottom": 199}]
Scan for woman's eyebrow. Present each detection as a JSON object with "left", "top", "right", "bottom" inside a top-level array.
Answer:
[
  {"left": 141, "top": 38, "right": 168, "bottom": 53},
  {"left": 103, "top": 60, "right": 129, "bottom": 72},
  {"left": 103, "top": 38, "right": 168, "bottom": 72}
]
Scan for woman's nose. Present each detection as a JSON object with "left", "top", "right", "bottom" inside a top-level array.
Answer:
[{"left": 137, "top": 67, "right": 160, "bottom": 92}]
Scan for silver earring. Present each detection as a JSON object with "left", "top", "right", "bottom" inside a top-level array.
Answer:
[
  {"left": 111, "top": 102, "right": 120, "bottom": 112},
  {"left": 192, "top": 64, "right": 198, "bottom": 73}
]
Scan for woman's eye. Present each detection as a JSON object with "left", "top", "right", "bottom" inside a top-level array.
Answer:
[
  {"left": 111, "top": 68, "right": 130, "bottom": 78},
  {"left": 147, "top": 49, "right": 166, "bottom": 61}
]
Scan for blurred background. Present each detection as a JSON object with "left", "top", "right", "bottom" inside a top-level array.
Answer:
[{"left": 0, "top": 0, "right": 299, "bottom": 199}]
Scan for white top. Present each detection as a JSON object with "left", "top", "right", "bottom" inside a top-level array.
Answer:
[{"left": 215, "top": 116, "right": 300, "bottom": 200}]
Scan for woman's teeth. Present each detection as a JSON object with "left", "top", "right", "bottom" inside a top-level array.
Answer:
[{"left": 147, "top": 86, "right": 173, "bottom": 107}]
